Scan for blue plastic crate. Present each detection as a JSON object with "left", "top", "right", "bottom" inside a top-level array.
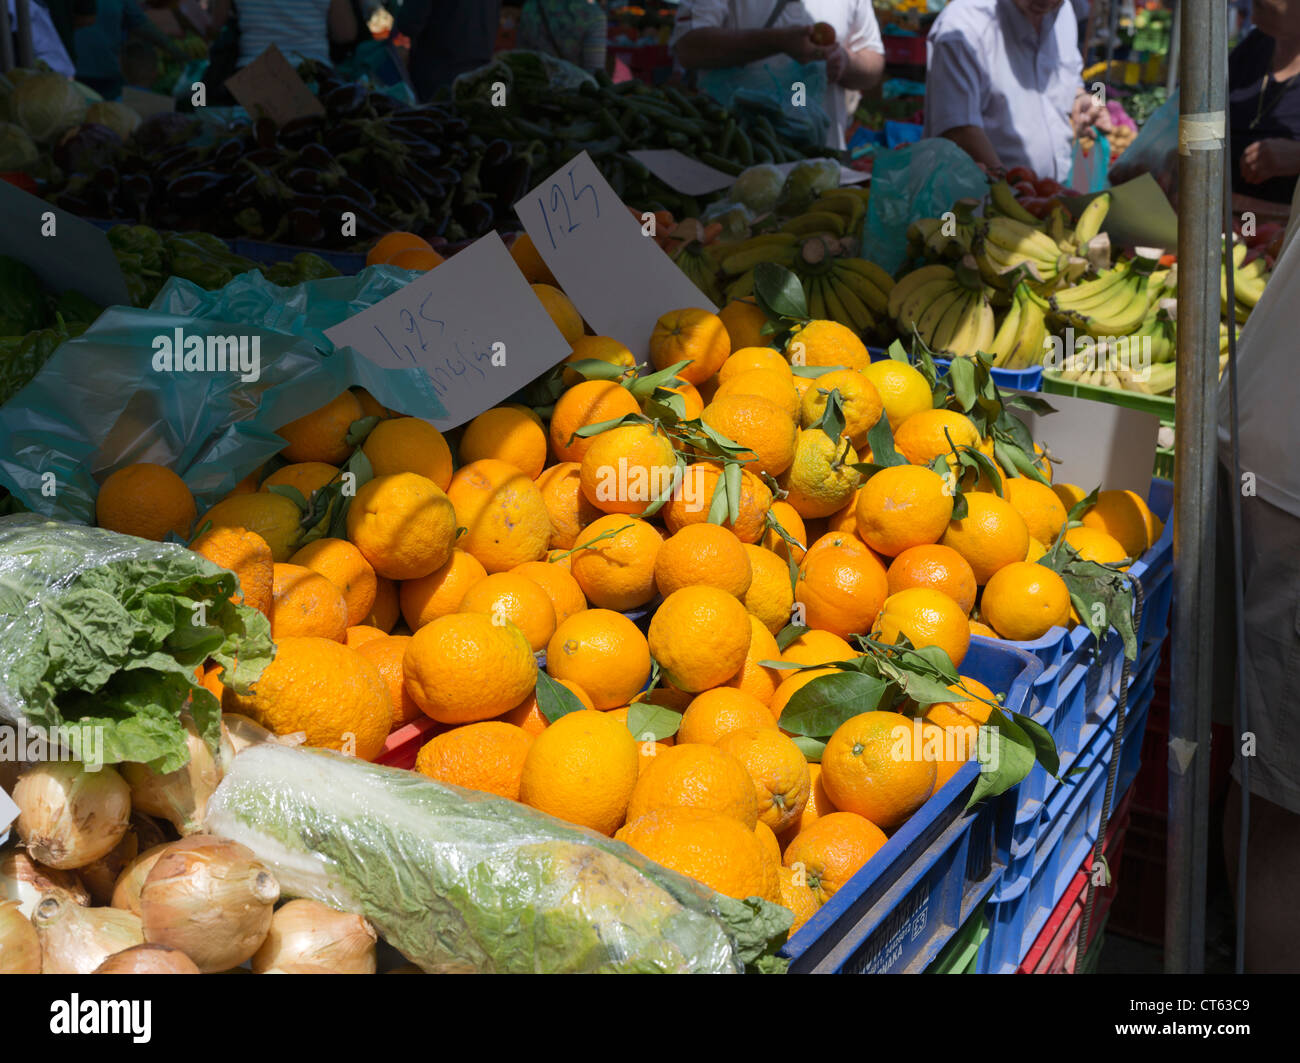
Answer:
[
  {"left": 232, "top": 239, "right": 366, "bottom": 275},
  {"left": 866, "top": 348, "right": 1042, "bottom": 392},
  {"left": 780, "top": 640, "right": 1041, "bottom": 973}
]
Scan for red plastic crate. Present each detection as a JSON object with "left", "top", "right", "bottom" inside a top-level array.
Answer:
[
  {"left": 1017, "top": 789, "right": 1133, "bottom": 974},
  {"left": 1104, "top": 806, "right": 1167, "bottom": 945},
  {"left": 883, "top": 34, "right": 927, "bottom": 66}
]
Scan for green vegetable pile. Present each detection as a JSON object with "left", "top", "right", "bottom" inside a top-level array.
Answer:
[
  {"left": 0, "top": 256, "right": 100, "bottom": 404},
  {"left": 0, "top": 515, "right": 272, "bottom": 772},
  {"left": 208, "top": 742, "right": 793, "bottom": 974}
]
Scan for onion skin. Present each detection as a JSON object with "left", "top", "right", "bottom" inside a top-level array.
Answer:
[
  {"left": 110, "top": 843, "right": 170, "bottom": 916},
  {"left": 120, "top": 717, "right": 229, "bottom": 835},
  {"left": 32, "top": 895, "right": 144, "bottom": 974},
  {"left": 260, "top": 963, "right": 341, "bottom": 974},
  {"left": 222, "top": 713, "right": 277, "bottom": 757},
  {"left": 94, "top": 943, "right": 200, "bottom": 974},
  {"left": 251, "top": 899, "right": 377, "bottom": 975},
  {"left": 1, "top": 850, "right": 91, "bottom": 917},
  {"left": 80, "top": 814, "right": 169, "bottom": 905},
  {"left": 14, "top": 762, "right": 132, "bottom": 869},
  {"left": 0, "top": 899, "right": 42, "bottom": 974},
  {"left": 140, "top": 836, "right": 280, "bottom": 973}
]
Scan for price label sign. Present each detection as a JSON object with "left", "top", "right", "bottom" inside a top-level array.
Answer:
[
  {"left": 324, "top": 232, "right": 571, "bottom": 430},
  {"left": 515, "top": 151, "right": 716, "bottom": 359},
  {"left": 225, "top": 43, "right": 324, "bottom": 127},
  {"left": 0, "top": 785, "right": 17, "bottom": 845}
]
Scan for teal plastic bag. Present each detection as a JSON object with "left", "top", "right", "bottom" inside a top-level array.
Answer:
[
  {"left": 698, "top": 58, "right": 831, "bottom": 149},
  {"left": 1067, "top": 133, "right": 1111, "bottom": 193},
  {"left": 863, "top": 138, "right": 989, "bottom": 275},
  {"left": 0, "top": 267, "right": 446, "bottom": 525}
]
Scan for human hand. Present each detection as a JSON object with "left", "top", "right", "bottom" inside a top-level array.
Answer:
[
  {"left": 1070, "top": 93, "right": 1107, "bottom": 136},
  {"left": 825, "top": 44, "right": 849, "bottom": 83},
  {"left": 1241, "top": 138, "right": 1300, "bottom": 184},
  {"left": 781, "top": 25, "right": 831, "bottom": 64}
]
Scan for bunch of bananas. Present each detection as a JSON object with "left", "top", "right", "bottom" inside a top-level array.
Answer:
[
  {"left": 1047, "top": 250, "right": 1161, "bottom": 338},
  {"left": 986, "top": 279, "right": 1050, "bottom": 369},
  {"left": 1221, "top": 240, "right": 1269, "bottom": 323},
  {"left": 972, "top": 215, "right": 1084, "bottom": 288},
  {"left": 886, "top": 257, "right": 994, "bottom": 358},
  {"left": 906, "top": 199, "right": 979, "bottom": 262},
  {"left": 805, "top": 257, "right": 895, "bottom": 336}
]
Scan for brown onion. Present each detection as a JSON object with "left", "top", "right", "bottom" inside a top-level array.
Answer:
[
  {"left": 33, "top": 894, "right": 143, "bottom": 974},
  {"left": 140, "top": 836, "right": 280, "bottom": 973},
  {"left": 251, "top": 899, "right": 377, "bottom": 974},
  {"left": 260, "top": 963, "right": 340, "bottom": 974},
  {"left": 109, "top": 843, "right": 170, "bottom": 916},
  {"left": 94, "top": 943, "right": 200, "bottom": 974},
  {"left": 14, "top": 762, "right": 131, "bottom": 869},
  {"left": 79, "top": 813, "right": 167, "bottom": 905},
  {"left": 120, "top": 716, "right": 230, "bottom": 835},
  {"left": 1, "top": 850, "right": 90, "bottom": 916},
  {"left": 0, "top": 899, "right": 41, "bottom": 973}
]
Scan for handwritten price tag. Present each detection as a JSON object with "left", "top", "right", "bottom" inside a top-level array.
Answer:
[
  {"left": 324, "top": 232, "right": 571, "bottom": 430},
  {"left": 515, "top": 151, "right": 716, "bottom": 359},
  {"left": 224, "top": 44, "right": 324, "bottom": 127}
]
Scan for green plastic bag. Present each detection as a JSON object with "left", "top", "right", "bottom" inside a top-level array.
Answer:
[{"left": 0, "top": 266, "right": 446, "bottom": 524}]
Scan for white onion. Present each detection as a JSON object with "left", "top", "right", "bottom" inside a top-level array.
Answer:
[
  {"left": 94, "top": 943, "right": 200, "bottom": 974},
  {"left": 78, "top": 814, "right": 167, "bottom": 905},
  {"left": 0, "top": 899, "right": 41, "bottom": 973},
  {"left": 140, "top": 836, "right": 280, "bottom": 972},
  {"left": 1, "top": 849, "right": 91, "bottom": 917},
  {"left": 120, "top": 716, "right": 229, "bottom": 835},
  {"left": 14, "top": 762, "right": 131, "bottom": 869},
  {"left": 260, "top": 963, "right": 341, "bottom": 974},
  {"left": 251, "top": 899, "right": 377, "bottom": 974},
  {"left": 109, "top": 843, "right": 170, "bottom": 916},
  {"left": 33, "top": 894, "right": 144, "bottom": 974}
]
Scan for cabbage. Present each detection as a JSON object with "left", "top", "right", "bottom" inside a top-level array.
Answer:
[
  {"left": 10, "top": 73, "right": 87, "bottom": 144},
  {"left": 85, "top": 101, "right": 140, "bottom": 141},
  {"left": 730, "top": 164, "right": 785, "bottom": 214},
  {"left": 701, "top": 198, "right": 754, "bottom": 240},
  {"left": 0, "top": 122, "right": 37, "bottom": 169},
  {"left": 778, "top": 158, "right": 842, "bottom": 214}
]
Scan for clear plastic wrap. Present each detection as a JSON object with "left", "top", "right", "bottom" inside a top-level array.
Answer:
[{"left": 207, "top": 743, "right": 793, "bottom": 974}]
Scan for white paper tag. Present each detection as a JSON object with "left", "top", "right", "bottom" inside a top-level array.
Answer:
[
  {"left": 627, "top": 149, "right": 870, "bottom": 196},
  {"left": 324, "top": 232, "right": 572, "bottom": 430},
  {"left": 515, "top": 151, "right": 716, "bottom": 358},
  {"left": 0, "top": 785, "right": 18, "bottom": 843},
  {"left": 224, "top": 43, "right": 325, "bottom": 126}
]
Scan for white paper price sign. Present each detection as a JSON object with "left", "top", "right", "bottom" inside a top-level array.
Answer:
[
  {"left": 324, "top": 232, "right": 571, "bottom": 431},
  {"left": 514, "top": 151, "right": 717, "bottom": 359},
  {"left": 0, "top": 785, "right": 17, "bottom": 844}
]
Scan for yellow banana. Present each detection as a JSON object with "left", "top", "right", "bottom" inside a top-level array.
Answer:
[
  {"left": 782, "top": 211, "right": 847, "bottom": 238},
  {"left": 1074, "top": 193, "right": 1110, "bottom": 245},
  {"left": 914, "top": 285, "right": 966, "bottom": 350},
  {"left": 807, "top": 275, "right": 829, "bottom": 320},
  {"left": 987, "top": 290, "right": 1024, "bottom": 367},
  {"left": 833, "top": 260, "right": 892, "bottom": 316},
  {"left": 897, "top": 276, "right": 961, "bottom": 334},
  {"left": 988, "top": 179, "right": 1043, "bottom": 226},
  {"left": 888, "top": 264, "right": 955, "bottom": 322},
  {"left": 826, "top": 273, "right": 877, "bottom": 334},
  {"left": 720, "top": 241, "right": 798, "bottom": 276}
]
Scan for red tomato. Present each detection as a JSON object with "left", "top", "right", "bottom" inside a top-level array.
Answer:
[
  {"left": 1018, "top": 196, "right": 1054, "bottom": 218},
  {"left": 1033, "top": 177, "right": 1067, "bottom": 197},
  {"left": 1006, "top": 166, "right": 1037, "bottom": 184},
  {"left": 1012, "top": 180, "right": 1037, "bottom": 198}
]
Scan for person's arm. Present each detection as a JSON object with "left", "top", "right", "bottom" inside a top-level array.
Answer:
[
  {"left": 674, "top": 24, "right": 829, "bottom": 70},
  {"left": 327, "top": 0, "right": 357, "bottom": 43},
  {"left": 829, "top": 1, "right": 885, "bottom": 93},
  {"left": 1241, "top": 139, "right": 1300, "bottom": 184},
  {"left": 924, "top": 32, "right": 995, "bottom": 166},
  {"left": 941, "top": 124, "right": 1003, "bottom": 169}
]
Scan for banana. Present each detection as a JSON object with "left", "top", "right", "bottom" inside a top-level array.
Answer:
[
  {"left": 1233, "top": 265, "right": 1268, "bottom": 307},
  {"left": 946, "top": 292, "right": 995, "bottom": 359},
  {"left": 983, "top": 216, "right": 1067, "bottom": 270},
  {"left": 907, "top": 217, "right": 942, "bottom": 260},
  {"left": 724, "top": 269, "right": 757, "bottom": 300},
  {"left": 988, "top": 179, "right": 1043, "bottom": 226},
  {"left": 827, "top": 272, "right": 878, "bottom": 334},
  {"left": 1046, "top": 205, "right": 1073, "bottom": 251},
  {"left": 1049, "top": 263, "right": 1134, "bottom": 313},
  {"left": 811, "top": 191, "right": 866, "bottom": 230},
  {"left": 987, "top": 289, "right": 1023, "bottom": 367},
  {"left": 914, "top": 285, "right": 966, "bottom": 351},
  {"left": 896, "top": 276, "right": 961, "bottom": 335},
  {"left": 1011, "top": 285, "right": 1051, "bottom": 368},
  {"left": 782, "top": 211, "right": 847, "bottom": 238},
  {"left": 807, "top": 275, "right": 829, "bottom": 320},
  {"left": 721, "top": 241, "right": 798, "bottom": 275},
  {"left": 833, "top": 259, "right": 893, "bottom": 316},
  {"left": 820, "top": 276, "right": 857, "bottom": 333},
  {"left": 1073, "top": 193, "right": 1111, "bottom": 246},
  {"left": 1062, "top": 274, "right": 1152, "bottom": 338},
  {"left": 888, "top": 264, "right": 955, "bottom": 322}
]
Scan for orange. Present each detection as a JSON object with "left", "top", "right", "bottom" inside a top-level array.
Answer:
[
  {"left": 825, "top": 489, "right": 864, "bottom": 535},
  {"left": 344, "top": 624, "right": 387, "bottom": 649},
  {"left": 519, "top": 709, "right": 639, "bottom": 834},
  {"left": 981, "top": 561, "right": 1071, "bottom": 641},
  {"left": 508, "top": 231, "right": 556, "bottom": 285},
  {"left": 924, "top": 676, "right": 1000, "bottom": 730},
  {"left": 794, "top": 546, "right": 889, "bottom": 638},
  {"left": 355, "top": 634, "right": 421, "bottom": 727},
  {"left": 717, "top": 300, "right": 770, "bottom": 353},
  {"left": 770, "top": 667, "right": 839, "bottom": 730},
  {"left": 224, "top": 469, "right": 261, "bottom": 497},
  {"left": 199, "top": 492, "right": 302, "bottom": 561},
  {"left": 352, "top": 388, "right": 389, "bottom": 420},
  {"left": 801, "top": 529, "right": 872, "bottom": 568},
  {"left": 783, "top": 812, "right": 887, "bottom": 903},
  {"left": 1080, "top": 489, "right": 1159, "bottom": 558},
  {"left": 223, "top": 636, "right": 391, "bottom": 759},
  {"left": 648, "top": 307, "right": 730, "bottom": 384},
  {"left": 786, "top": 319, "right": 868, "bottom": 370},
  {"left": 626, "top": 743, "right": 759, "bottom": 828},
  {"left": 799, "top": 369, "right": 883, "bottom": 447},
  {"left": 260, "top": 462, "right": 339, "bottom": 501},
  {"left": 96, "top": 463, "right": 196, "bottom": 542},
  {"left": 778, "top": 865, "right": 821, "bottom": 934},
  {"left": 546, "top": 609, "right": 652, "bottom": 710},
  {"left": 779, "top": 428, "right": 862, "bottom": 518},
  {"left": 1025, "top": 538, "right": 1047, "bottom": 562},
  {"left": 661, "top": 463, "right": 772, "bottom": 543},
  {"left": 1064, "top": 525, "right": 1129, "bottom": 566},
  {"left": 720, "top": 346, "right": 792, "bottom": 384},
  {"left": 403, "top": 613, "right": 538, "bottom": 724},
  {"left": 198, "top": 663, "right": 224, "bottom": 703},
  {"left": 289, "top": 538, "right": 377, "bottom": 626},
  {"left": 723, "top": 614, "right": 784, "bottom": 706},
  {"left": 459, "top": 571, "right": 557, "bottom": 652},
  {"left": 346, "top": 472, "right": 456, "bottom": 580},
  {"left": 190, "top": 526, "right": 273, "bottom": 616},
  {"left": 715, "top": 368, "right": 801, "bottom": 420},
  {"left": 781, "top": 630, "right": 855, "bottom": 668},
  {"left": 606, "top": 705, "right": 675, "bottom": 774},
  {"left": 563, "top": 335, "right": 636, "bottom": 387},
  {"left": 1004, "top": 476, "right": 1068, "bottom": 548},
  {"left": 363, "top": 575, "right": 399, "bottom": 632},
  {"left": 277, "top": 390, "right": 363, "bottom": 464},
  {"left": 875, "top": 587, "right": 971, "bottom": 668},
  {"left": 820, "top": 711, "right": 935, "bottom": 830},
  {"left": 547, "top": 548, "right": 573, "bottom": 569},
  {"left": 459, "top": 405, "right": 548, "bottom": 480},
  {"left": 654, "top": 523, "right": 752, "bottom": 599},
  {"left": 509, "top": 560, "right": 587, "bottom": 627},
  {"left": 568, "top": 514, "right": 662, "bottom": 611},
  {"left": 579, "top": 422, "right": 678, "bottom": 516},
  {"left": 1051, "top": 482, "right": 1088, "bottom": 512},
  {"left": 532, "top": 283, "right": 584, "bottom": 344},
  {"left": 742, "top": 545, "right": 795, "bottom": 635},
  {"left": 701, "top": 394, "right": 797, "bottom": 477},
  {"left": 399, "top": 549, "right": 487, "bottom": 629},
  {"left": 657, "top": 381, "right": 704, "bottom": 419},
  {"left": 414, "top": 721, "right": 534, "bottom": 800},
  {"left": 502, "top": 680, "right": 595, "bottom": 736},
  {"left": 387, "top": 247, "right": 444, "bottom": 271},
  {"left": 615, "top": 807, "right": 779, "bottom": 902},
  {"left": 648, "top": 586, "right": 752, "bottom": 693},
  {"left": 446, "top": 459, "right": 552, "bottom": 572},
  {"left": 925, "top": 720, "right": 971, "bottom": 795},
  {"left": 940, "top": 492, "right": 1031, "bottom": 584},
  {"left": 754, "top": 819, "right": 783, "bottom": 867},
  {"left": 270, "top": 563, "right": 348, "bottom": 641},
  {"left": 535, "top": 461, "right": 603, "bottom": 550},
  {"left": 779, "top": 762, "right": 837, "bottom": 843},
  {"left": 970, "top": 618, "right": 999, "bottom": 639},
  {"left": 361, "top": 417, "right": 454, "bottom": 492},
  {"left": 893, "top": 408, "right": 979, "bottom": 466},
  {"left": 715, "top": 727, "right": 810, "bottom": 833},
  {"left": 885, "top": 544, "right": 977, "bottom": 614},
  {"left": 854, "top": 464, "right": 953, "bottom": 557},
  {"left": 763, "top": 500, "right": 808, "bottom": 562},
  {"left": 366, "top": 231, "right": 432, "bottom": 267},
  {"left": 678, "top": 688, "right": 777, "bottom": 745},
  {"left": 548, "top": 379, "right": 640, "bottom": 464}
]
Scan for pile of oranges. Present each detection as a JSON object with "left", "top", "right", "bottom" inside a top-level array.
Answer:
[{"left": 88, "top": 235, "right": 1165, "bottom": 937}]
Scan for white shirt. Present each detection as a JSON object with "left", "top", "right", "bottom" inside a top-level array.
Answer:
[
  {"left": 7, "top": 0, "right": 75, "bottom": 78},
  {"left": 671, "top": 0, "right": 884, "bottom": 149},
  {"left": 924, "top": 0, "right": 1082, "bottom": 180}
]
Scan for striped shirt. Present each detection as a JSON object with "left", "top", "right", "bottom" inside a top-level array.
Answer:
[{"left": 235, "top": 0, "right": 333, "bottom": 68}]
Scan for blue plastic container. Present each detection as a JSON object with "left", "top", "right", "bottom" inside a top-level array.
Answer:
[
  {"left": 779, "top": 640, "right": 1042, "bottom": 973},
  {"left": 865, "top": 348, "right": 1042, "bottom": 392}
]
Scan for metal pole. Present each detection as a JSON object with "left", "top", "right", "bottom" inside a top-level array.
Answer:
[
  {"left": 1167, "top": 0, "right": 1181, "bottom": 94},
  {"left": 12, "top": 0, "right": 30, "bottom": 69},
  {"left": 1166, "top": 0, "right": 1224, "bottom": 974},
  {"left": 0, "top": 0, "right": 14, "bottom": 73}
]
